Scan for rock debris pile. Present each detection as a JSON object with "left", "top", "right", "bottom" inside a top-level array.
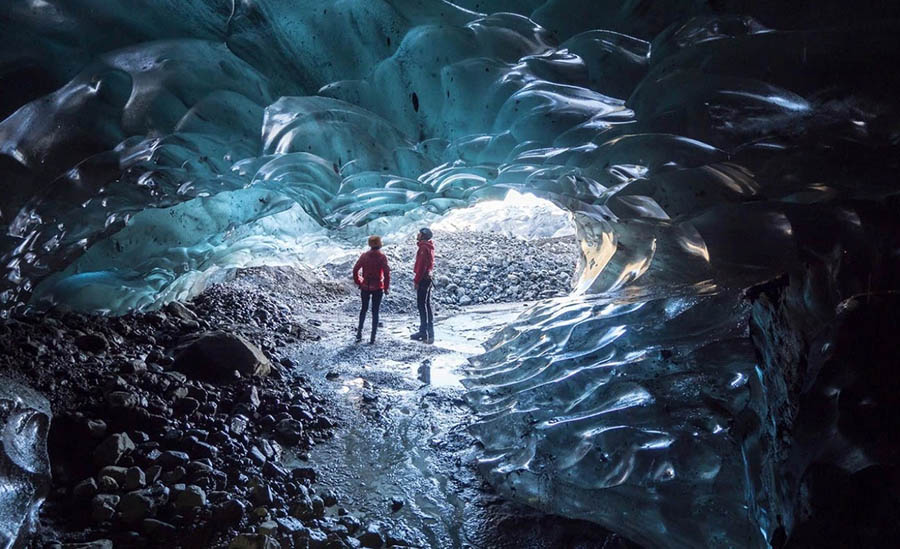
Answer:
[{"left": 0, "top": 284, "right": 411, "bottom": 548}]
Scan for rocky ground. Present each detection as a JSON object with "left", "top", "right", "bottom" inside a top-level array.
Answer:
[
  {"left": 0, "top": 230, "right": 604, "bottom": 549},
  {"left": 325, "top": 230, "right": 578, "bottom": 316},
  {"left": 1, "top": 283, "right": 340, "bottom": 549}
]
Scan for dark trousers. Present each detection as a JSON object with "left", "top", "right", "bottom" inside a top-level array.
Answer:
[
  {"left": 417, "top": 279, "right": 433, "bottom": 334},
  {"left": 358, "top": 289, "right": 383, "bottom": 340}
]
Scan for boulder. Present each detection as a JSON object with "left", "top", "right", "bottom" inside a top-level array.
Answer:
[
  {"left": 174, "top": 332, "right": 272, "bottom": 383},
  {"left": 93, "top": 433, "right": 135, "bottom": 467}
]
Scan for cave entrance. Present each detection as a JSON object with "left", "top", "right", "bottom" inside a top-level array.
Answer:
[{"left": 374, "top": 189, "right": 580, "bottom": 312}]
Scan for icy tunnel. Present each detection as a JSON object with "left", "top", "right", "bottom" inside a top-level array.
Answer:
[{"left": 2, "top": 1, "right": 900, "bottom": 548}]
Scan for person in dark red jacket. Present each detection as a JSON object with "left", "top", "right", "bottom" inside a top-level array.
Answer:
[
  {"left": 411, "top": 227, "right": 435, "bottom": 344},
  {"left": 352, "top": 235, "right": 390, "bottom": 344}
]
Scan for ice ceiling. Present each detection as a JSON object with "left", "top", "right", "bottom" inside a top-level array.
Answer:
[{"left": 1, "top": 1, "right": 899, "bottom": 547}]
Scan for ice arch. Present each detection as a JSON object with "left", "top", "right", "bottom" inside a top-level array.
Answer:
[{"left": 2, "top": 1, "right": 899, "bottom": 547}]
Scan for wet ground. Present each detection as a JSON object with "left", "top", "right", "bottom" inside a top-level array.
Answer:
[{"left": 284, "top": 302, "right": 633, "bottom": 549}]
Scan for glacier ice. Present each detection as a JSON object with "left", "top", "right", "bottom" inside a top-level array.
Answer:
[
  {"left": 1, "top": 1, "right": 899, "bottom": 547},
  {"left": 0, "top": 378, "right": 51, "bottom": 549}
]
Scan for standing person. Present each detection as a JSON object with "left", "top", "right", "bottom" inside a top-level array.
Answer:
[
  {"left": 411, "top": 227, "right": 435, "bottom": 344},
  {"left": 352, "top": 235, "right": 390, "bottom": 344}
]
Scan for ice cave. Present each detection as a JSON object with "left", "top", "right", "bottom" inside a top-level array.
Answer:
[{"left": 1, "top": 1, "right": 899, "bottom": 548}]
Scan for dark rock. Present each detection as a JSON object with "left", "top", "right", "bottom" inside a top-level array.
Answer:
[
  {"left": 291, "top": 467, "right": 317, "bottom": 483},
  {"left": 175, "top": 397, "right": 201, "bottom": 415},
  {"left": 173, "top": 331, "right": 272, "bottom": 383},
  {"left": 158, "top": 450, "right": 190, "bottom": 468},
  {"left": 141, "top": 518, "right": 176, "bottom": 539},
  {"left": 259, "top": 414, "right": 276, "bottom": 430},
  {"left": 275, "top": 516, "right": 304, "bottom": 534},
  {"left": 240, "top": 386, "right": 261, "bottom": 409},
  {"left": 289, "top": 493, "right": 315, "bottom": 520},
  {"left": 145, "top": 465, "right": 162, "bottom": 484},
  {"left": 120, "top": 359, "right": 147, "bottom": 374},
  {"left": 125, "top": 467, "right": 146, "bottom": 490},
  {"left": 184, "top": 436, "right": 218, "bottom": 459},
  {"left": 262, "top": 462, "right": 287, "bottom": 479},
  {"left": 275, "top": 419, "right": 303, "bottom": 444},
  {"left": 93, "top": 433, "right": 135, "bottom": 466},
  {"left": 390, "top": 498, "right": 404, "bottom": 512},
  {"left": 172, "top": 484, "right": 206, "bottom": 509},
  {"left": 73, "top": 478, "right": 98, "bottom": 499},
  {"left": 357, "top": 523, "right": 384, "bottom": 548},
  {"left": 91, "top": 494, "right": 119, "bottom": 522},
  {"left": 161, "top": 466, "right": 186, "bottom": 485},
  {"left": 119, "top": 491, "right": 154, "bottom": 523},
  {"left": 250, "top": 481, "right": 274, "bottom": 506},
  {"left": 75, "top": 333, "right": 108, "bottom": 353},
  {"left": 97, "top": 476, "right": 118, "bottom": 492},
  {"left": 98, "top": 466, "right": 128, "bottom": 485},
  {"left": 165, "top": 302, "right": 198, "bottom": 322},
  {"left": 106, "top": 391, "right": 139, "bottom": 410},
  {"left": 310, "top": 496, "right": 325, "bottom": 518},
  {"left": 216, "top": 498, "right": 247, "bottom": 524},
  {"left": 86, "top": 419, "right": 107, "bottom": 438},
  {"left": 248, "top": 446, "right": 267, "bottom": 466},
  {"left": 306, "top": 529, "right": 328, "bottom": 549}
]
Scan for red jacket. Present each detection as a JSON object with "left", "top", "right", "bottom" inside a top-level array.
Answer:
[
  {"left": 353, "top": 249, "right": 390, "bottom": 291},
  {"left": 413, "top": 240, "right": 434, "bottom": 285}
]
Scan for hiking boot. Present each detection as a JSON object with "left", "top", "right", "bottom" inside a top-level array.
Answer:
[
  {"left": 355, "top": 330, "right": 363, "bottom": 343},
  {"left": 410, "top": 331, "right": 424, "bottom": 341}
]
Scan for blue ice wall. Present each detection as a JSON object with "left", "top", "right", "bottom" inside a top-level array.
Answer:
[{"left": 1, "top": 1, "right": 899, "bottom": 547}]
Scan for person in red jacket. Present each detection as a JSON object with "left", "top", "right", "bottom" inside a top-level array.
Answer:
[
  {"left": 352, "top": 235, "right": 390, "bottom": 344},
  {"left": 411, "top": 227, "right": 435, "bottom": 344}
]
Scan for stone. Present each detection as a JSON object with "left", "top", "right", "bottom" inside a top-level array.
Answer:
[
  {"left": 289, "top": 493, "right": 315, "bottom": 520},
  {"left": 275, "top": 516, "right": 304, "bottom": 534},
  {"left": 125, "top": 467, "right": 146, "bottom": 490},
  {"left": 390, "top": 498, "right": 404, "bottom": 512},
  {"left": 141, "top": 518, "right": 176, "bottom": 539},
  {"left": 174, "top": 332, "right": 272, "bottom": 383},
  {"left": 86, "top": 419, "right": 107, "bottom": 438},
  {"left": 173, "top": 484, "right": 206, "bottom": 509},
  {"left": 119, "top": 491, "right": 154, "bottom": 523},
  {"left": 97, "top": 466, "right": 128, "bottom": 485},
  {"left": 275, "top": 418, "right": 303, "bottom": 444},
  {"left": 291, "top": 467, "right": 317, "bottom": 483},
  {"left": 259, "top": 520, "right": 278, "bottom": 536},
  {"left": 357, "top": 523, "right": 384, "bottom": 548},
  {"left": 75, "top": 333, "right": 108, "bottom": 353},
  {"left": 73, "top": 478, "right": 98, "bottom": 499},
  {"left": 158, "top": 450, "right": 190, "bottom": 468},
  {"left": 216, "top": 498, "right": 246, "bottom": 524},
  {"left": 106, "top": 391, "right": 139, "bottom": 410},
  {"left": 175, "top": 397, "right": 201, "bottom": 415},
  {"left": 250, "top": 481, "right": 274, "bottom": 506},
  {"left": 97, "top": 476, "right": 119, "bottom": 491},
  {"left": 91, "top": 494, "right": 120, "bottom": 522},
  {"left": 240, "top": 386, "right": 261, "bottom": 409},
  {"left": 165, "top": 302, "right": 199, "bottom": 322},
  {"left": 93, "top": 433, "right": 135, "bottom": 466},
  {"left": 229, "top": 414, "right": 249, "bottom": 435}
]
